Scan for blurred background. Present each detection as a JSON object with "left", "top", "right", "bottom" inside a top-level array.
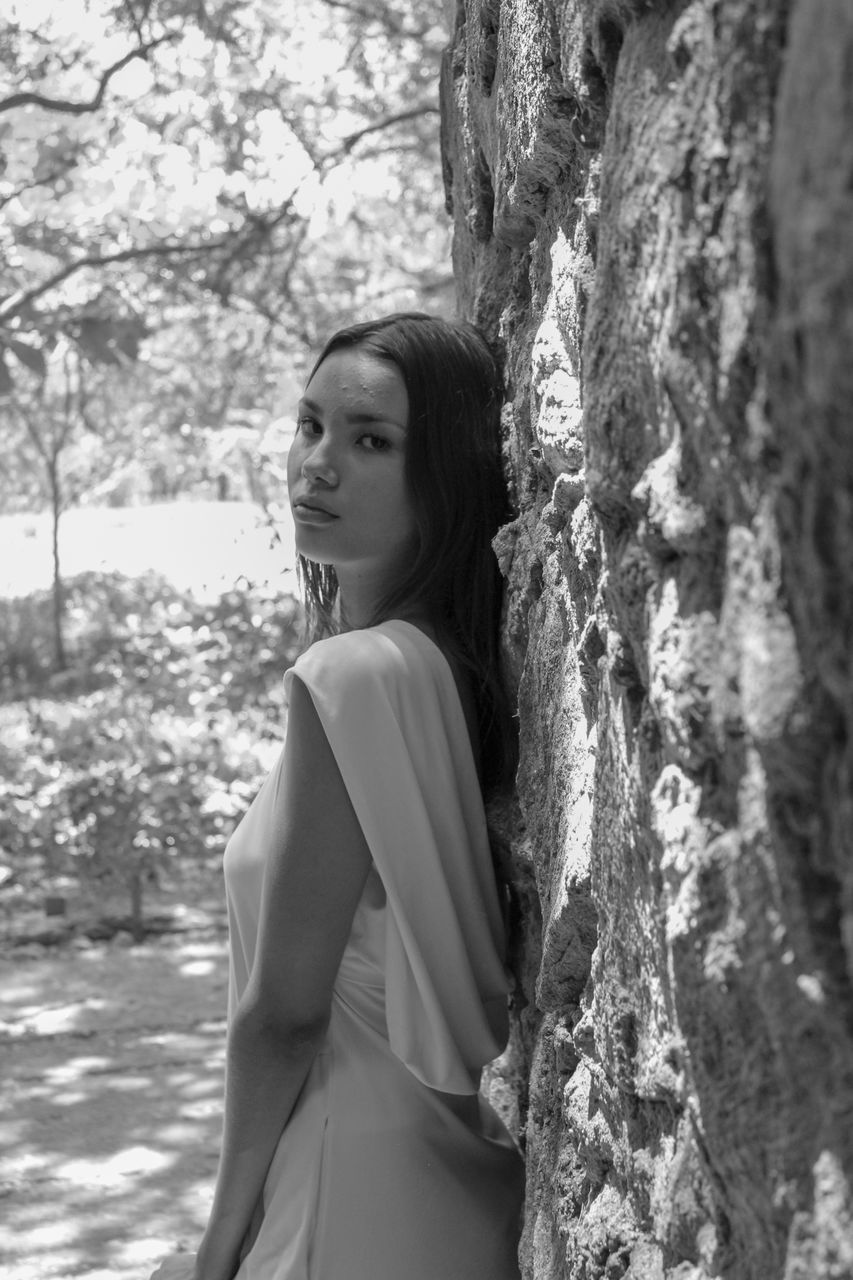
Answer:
[{"left": 0, "top": 0, "right": 451, "bottom": 939}]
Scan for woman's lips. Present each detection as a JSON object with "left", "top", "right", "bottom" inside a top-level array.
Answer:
[{"left": 292, "top": 500, "right": 338, "bottom": 524}]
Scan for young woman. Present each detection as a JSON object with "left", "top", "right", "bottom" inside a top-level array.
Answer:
[{"left": 152, "top": 313, "right": 524, "bottom": 1280}]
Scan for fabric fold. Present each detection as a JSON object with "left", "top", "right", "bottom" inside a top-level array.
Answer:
[{"left": 284, "top": 620, "right": 510, "bottom": 1094}]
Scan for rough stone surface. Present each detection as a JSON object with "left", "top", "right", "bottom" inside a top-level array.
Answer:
[{"left": 441, "top": 1, "right": 853, "bottom": 1276}]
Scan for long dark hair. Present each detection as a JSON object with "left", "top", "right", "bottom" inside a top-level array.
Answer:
[{"left": 296, "top": 312, "right": 516, "bottom": 799}]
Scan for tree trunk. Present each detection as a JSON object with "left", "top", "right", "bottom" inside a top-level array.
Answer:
[
  {"left": 129, "top": 867, "right": 145, "bottom": 944},
  {"left": 48, "top": 456, "right": 66, "bottom": 672},
  {"left": 442, "top": 2, "right": 853, "bottom": 1277}
]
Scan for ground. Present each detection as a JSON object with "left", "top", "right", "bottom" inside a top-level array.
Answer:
[{"left": 0, "top": 872, "right": 229, "bottom": 1280}]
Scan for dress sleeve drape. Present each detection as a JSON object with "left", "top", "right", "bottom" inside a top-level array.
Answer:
[{"left": 283, "top": 622, "right": 510, "bottom": 1095}]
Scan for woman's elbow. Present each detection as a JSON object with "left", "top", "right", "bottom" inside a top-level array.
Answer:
[{"left": 232, "top": 984, "right": 331, "bottom": 1054}]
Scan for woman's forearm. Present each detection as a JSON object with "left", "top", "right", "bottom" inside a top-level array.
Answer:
[{"left": 194, "top": 1001, "right": 328, "bottom": 1280}]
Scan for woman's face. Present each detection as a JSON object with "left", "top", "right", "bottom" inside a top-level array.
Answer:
[{"left": 287, "top": 347, "right": 418, "bottom": 588}]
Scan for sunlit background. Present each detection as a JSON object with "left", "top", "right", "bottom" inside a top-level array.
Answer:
[{"left": 0, "top": 1, "right": 451, "bottom": 1274}]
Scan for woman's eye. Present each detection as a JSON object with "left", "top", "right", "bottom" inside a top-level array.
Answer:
[
  {"left": 296, "top": 416, "right": 321, "bottom": 437},
  {"left": 359, "top": 433, "right": 390, "bottom": 452}
]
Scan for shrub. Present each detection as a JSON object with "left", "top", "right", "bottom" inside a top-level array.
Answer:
[{"left": 0, "top": 571, "right": 303, "bottom": 937}]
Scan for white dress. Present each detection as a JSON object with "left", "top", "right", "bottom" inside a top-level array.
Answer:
[{"left": 222, "top": 619, "right": 524, "bottom": 1280}]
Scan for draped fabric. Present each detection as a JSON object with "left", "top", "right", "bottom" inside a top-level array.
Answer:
[{"left": 223, "top": 620, "right": 523, "bottom": 1280}]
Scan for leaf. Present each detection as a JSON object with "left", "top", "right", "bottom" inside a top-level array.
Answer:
[
  {"left": 75, "top": 315, "right": 146, "bottom": 365},
  {"left": 5, "top": 337, "right": 46, "bottom": 376},
  {"left": 34, "top": 132, "right": 79, "bottom": 183},
  {"left": 75, "top": 317, "right": 121, "bottom": 365}
]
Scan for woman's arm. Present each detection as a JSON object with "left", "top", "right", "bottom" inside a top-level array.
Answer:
[{"left": 193, "top": 676, "right": 373, "bottom": 1280}]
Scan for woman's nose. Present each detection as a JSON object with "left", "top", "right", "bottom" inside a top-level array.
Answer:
[{"left": 301, "top": 441, "right": 338, "bottom": 486}]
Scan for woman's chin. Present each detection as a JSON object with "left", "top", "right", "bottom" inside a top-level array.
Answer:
[{"left": 294, "top": 535, "right": 337, "bottom": 565}]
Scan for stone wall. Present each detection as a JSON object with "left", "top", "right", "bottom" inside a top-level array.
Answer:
[{"left": 440, "top": 1, "right": 853, "bottom": 1276}]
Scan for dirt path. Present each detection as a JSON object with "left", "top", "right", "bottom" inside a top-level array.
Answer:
[{"left": 1, "top": 920, "right": 229, "bottom": 1279}]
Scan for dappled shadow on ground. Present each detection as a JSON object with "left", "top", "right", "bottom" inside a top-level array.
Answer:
[{"left": 0, "top": 932, "right": 229, "bottom": 1280}]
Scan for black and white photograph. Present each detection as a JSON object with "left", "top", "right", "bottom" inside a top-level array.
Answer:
[{"left": 1, "top": 1, "right": 851, "bottom": 1278}]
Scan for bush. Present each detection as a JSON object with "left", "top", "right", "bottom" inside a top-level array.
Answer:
[{"left": 0, "top": 571, "right": 303, "bottom": 936}]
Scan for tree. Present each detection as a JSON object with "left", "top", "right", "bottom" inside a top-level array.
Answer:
[
  {"left": 0, "top": 0, "right": 452, "bottom": 666},
  {"left": 0, "top": 0, "right": 450, "bottom": 365}
]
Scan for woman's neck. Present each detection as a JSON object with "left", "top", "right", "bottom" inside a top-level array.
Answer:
[
  {"left": 336, "top": 565, "right": 434, "bottom": 634},
  {"left": 336, "top": 596, "right": 436, "bottom": 640}
]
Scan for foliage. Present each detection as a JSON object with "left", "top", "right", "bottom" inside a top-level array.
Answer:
[
  {"left": 0, "top": 569, "right": 303, "bottom": 935},
  {"left": 0, "top": 0, "right": 452, "bottom": 930},
  {"left": 0, "top": 0, "right": 451, "bottom": 403},
  {"left": 0, "top": 0, "right": 451, "bottom": 670}
]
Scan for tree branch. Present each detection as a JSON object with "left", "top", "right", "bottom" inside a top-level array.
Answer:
[
  {"left": 316, "top": 0, "right": 437, "bottom": 42},
  {"left": 337, "top": 105, "right": 440, "bottom": 155},
  {"left": 0, "top": 158, "right": 79, "bottom": 212},
  {"left": 198, "top": 197, "right": 298, "bottom": 302},
  {"left": 0, "top": 237, "right": 230, "bottom": 322},
  {"left": 0, "top": 33, "right": 179, "bottom": 116},
  {"left": 121, "top": 0, "right": 148, "bottom": 47},
  {"left": 0, "top": 192, "right": 304, "bottom": 322}
]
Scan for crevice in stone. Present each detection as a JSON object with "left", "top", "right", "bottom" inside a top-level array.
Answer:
[
  {"left": 764, "top": 720, "right": 853, "bottom": 1034},
  {"left": 477, "top": 0, "right": 500, "bottom": 94},
  {"left": 596, "top": 12, "right": 626, "bottom": 83},
  {"left": 472, "top": 146, "right": 495, "bottom": 241}
]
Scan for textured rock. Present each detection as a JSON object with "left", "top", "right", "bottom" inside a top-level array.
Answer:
[{"left": 441, "top": 1, "right": 853, "bottom": 1276}]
